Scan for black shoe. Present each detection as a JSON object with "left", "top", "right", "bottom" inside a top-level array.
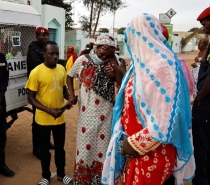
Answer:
[
  {"left": 33, "top": 148, "right": 41, "bottom": 160},
  {"left": 49, "top": 142, "right": 55, "bottom": 150},
  {"left": 0, "top": 164, "right": 15, "bottom": 177}
]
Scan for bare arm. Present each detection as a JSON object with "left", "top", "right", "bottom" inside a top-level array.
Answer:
[
  {"left": 67, "top": 75, "right": 75, "bottom": 98},
  {"left": 28, "top": 90, "right": 49, "bottom": 113},
  {"left": 101, "top": 46, "right": 123, "bottom": 85},
  {"left": 67, "top": 75, "right": 77, "bottom": 105},
  {"left": 109, "top": 56, "right": 124, "bottom": 85},
  {"left": 63, "top": 86, "right": 70, "bottom": 101}
]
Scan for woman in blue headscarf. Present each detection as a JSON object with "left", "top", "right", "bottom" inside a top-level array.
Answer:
[{"left": 102, "top": 14, "right": 195, "bottom": 185}]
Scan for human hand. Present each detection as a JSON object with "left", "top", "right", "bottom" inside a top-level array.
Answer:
[
  {"left": 119, "top": 58, "right": 126, "bottom": 66},
  {"left": 49, "top": 108, "right": 64, "bottom": 119},
  {"left": 105, "top": 62, "right": 115, "bottom": 78},
  {"left": 191, "top": 62, "right": 197, "bottom": 68},
  {"left": 101, "top": 45, "right": 115, "bottom": 58},
  {"left": 122, "top": 137, "right": 139, "bottom": 158},
  {"left": 194, "top": 56, "right": 199, "bottom": 63},
  {"left": 61, "top": 103, "right": 72, "bottom": 111},
  {"left": 68, "top": 95, "right": 78, "bottom": 105},
  {"left": 195, "top": 96, "right": 202, "bottom": 107}
]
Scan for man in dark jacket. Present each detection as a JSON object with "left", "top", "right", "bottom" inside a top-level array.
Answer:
[
  {"left": 0, "top": 52, "right": 15, "bottom": 177},
  {"left": 27, "top": 27, "right": 55, "bottom": 160},
  {"left": 84, "top": 42, "right": 94, "bottom": 54},
  {"left": 192, "top": 7, "right": 210, "bottom": 185},
  {"left": 80, "top": 44, "right": 90, "bottom": 56}
]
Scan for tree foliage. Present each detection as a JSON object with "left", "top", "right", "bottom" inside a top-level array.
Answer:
[
  {"left": 182, "top": 28, "right": 202, "bottom": 48},
  {"left": 117, "top": 27, "right": 126, "bottom": 34},
  {"left": 42, "top": 0, "right": 74, "bottom": 29},
  {"left": 99, "top": 28, "right": 109, "bottom": 33},
  {"left": 188, "top": 27, "right": 205, "bottom": 34},
  {"left": 79, "top": 16, "right": 90, "bottom": 32},
  {"left": 80, "top": 0, "right": 127, "bottom": 38}
]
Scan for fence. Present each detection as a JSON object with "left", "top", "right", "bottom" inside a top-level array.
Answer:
[{"left": 0, "top": 24, "right": 36, "bottom": 57}]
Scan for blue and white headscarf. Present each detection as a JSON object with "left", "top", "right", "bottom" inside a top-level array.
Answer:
[{"left": 102, "top": 13, "right": 195, "bottom": 185}]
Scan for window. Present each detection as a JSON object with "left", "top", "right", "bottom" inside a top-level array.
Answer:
[{"left": 48, "top": 28, "right": 57, "bottom": 42}]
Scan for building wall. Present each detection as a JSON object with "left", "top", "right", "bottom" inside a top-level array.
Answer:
[
  {"left": 172, "top": 35, "right": 197, "bottom": 53},
  {"left": 22, "top": 0, "right": 65, "bottom": 59},
  {"left": 41, "top": 5, "right": 65, "bottom": 59},
  {"left": 172, "top": 36, "right": 182, "bottom": 53},
  {"left": 65, "top": 30, "right": 95, "bottom": 56},
  {"left": 182, "top": 38, "right": 197, "bottom": 52},
  {"left": 23, "top": 0, "right": 42, "bottom": 15},
  {"left": 115, "top": 34, "right": 130, "bottom": 59}
]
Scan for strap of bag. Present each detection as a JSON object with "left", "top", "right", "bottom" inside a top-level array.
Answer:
[{"left": 85, "top": 54, "right": 93, "bottom": 62}]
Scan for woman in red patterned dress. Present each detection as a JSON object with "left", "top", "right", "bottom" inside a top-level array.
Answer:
[
  {"left": 102, "top": 14, "right": 195, "bottom": 185},
  {"left": 67, "top": 34, "right": 123, "bottom": 185}
]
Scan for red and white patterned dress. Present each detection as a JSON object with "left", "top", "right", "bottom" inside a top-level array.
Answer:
[
  {"left": 117, "top": 74, "right": 176, "bottom": 185},
  {"left": 69, "top": 55, "right": 114, "bottom": 185}
]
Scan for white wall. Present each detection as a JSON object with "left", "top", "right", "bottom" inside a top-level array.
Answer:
[
  {"left": 25, "top": 0, "right": 42, "bottom": 16},
  {"left": 65, "top": 30, "right": 77, "bottom": 41},
  {"left": 116, "top": 34, "right": 130, "bottom": 59},
  {"left": 24, "top": 0, "right": 65, "bottom": 59},
  {"left": 65, "top": 30, "right": 95, "bottom": 54},
  {"left": 41, "top": 5, "right": 65, "bottom": 59},
  {"left": 81, "top": 38, "right": 95, "bottom": 50},
  {"left": 172, "top": 36, "right": 182, "bottom": 53},
  {"left": 182, "top": 38, "right": 197, "bottom": 52}
]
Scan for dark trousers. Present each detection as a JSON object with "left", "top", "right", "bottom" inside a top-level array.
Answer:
[
  {"left": 32, "top": 106, "right": 40, "bottom": 150},
  {"left": 164, "top": 175, "right": 175, "bottom": 185},
  {"left": 0, "top": 97, "right": 6, "bottom": 165},
  {"left": 192, "top": 98, "right": 210, "bottom": 185},
  {"left": 37, "top": 123, "right": 66, "bottom": 180}
]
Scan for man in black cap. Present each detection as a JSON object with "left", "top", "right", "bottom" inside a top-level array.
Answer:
[
  {"left": 0, "top": 52, "right": 15, "bottom": 177},
  {"left": 27, "top": 27, "right": 55, "bottom": 160},
  {"left": 84, "top": 42, "right": 94, "bottom": 54},
  {"left": 192, "top": 7, "right": 210, "bottom": 185}
]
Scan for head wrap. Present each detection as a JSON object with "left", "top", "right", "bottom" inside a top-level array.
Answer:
[
  {"left": 161, "top": 24, "right": 169, "bottom": 40},
  {"left": 89, "top": 42, "right": 94, "bottom": 46},
  {"left": 197, "top": 7, "right": 210, "bottom": 21},
  {"left": 179, "top": 57, "right": 195, "bottom": 95},
  {"left": 68, "top": 46, "right": 74, "bottom": 50},
  {"left": 95, "top": 34, "right": 115, "bottom": 47},
  {"left": 102, "top": 13, "right": 195, "bottom": 185},
  {"left": 35, "top": 27, "right": 49, "bottom": 34}
]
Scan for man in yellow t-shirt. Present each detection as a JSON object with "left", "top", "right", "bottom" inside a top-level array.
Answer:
[{"left": 25, "top": 41, "right": 73, "bottom": 185}]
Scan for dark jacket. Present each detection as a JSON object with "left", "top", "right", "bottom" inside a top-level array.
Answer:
[
  {"left": 0, "top": 53, "right": 9, "bottom": 98},
  {"left": 197, "top": 44, "right": 210, "bottom": 91},
  {"left": 27, "top": 41, "right": 44, "bottom": 77}
]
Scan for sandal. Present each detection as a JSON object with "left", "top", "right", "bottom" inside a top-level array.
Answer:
[
  {"left": 58, "top": 175, "right": 73, "bottom": 185},
  {"left": 38, "top": 178, "right": 49, "bottom": 185}
]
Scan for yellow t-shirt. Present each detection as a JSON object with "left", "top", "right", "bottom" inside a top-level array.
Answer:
[
  {"left": 66, "top": 56, "right": 74, "bottom": 73},
  {"left": 25, "top": 63, "right": 67, "bottom": 126}
]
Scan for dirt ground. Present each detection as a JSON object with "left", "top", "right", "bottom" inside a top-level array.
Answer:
[{"left": 1, "top": 52, "right": 198, "bottom": 185}]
